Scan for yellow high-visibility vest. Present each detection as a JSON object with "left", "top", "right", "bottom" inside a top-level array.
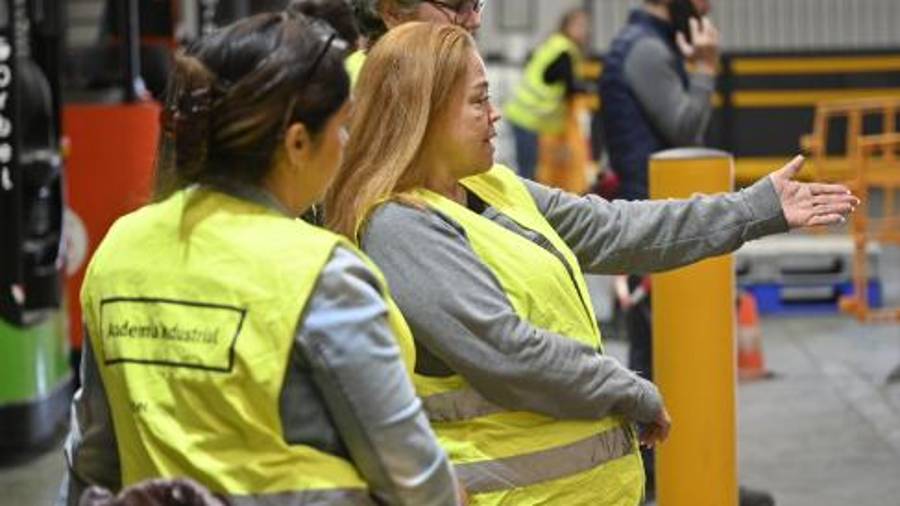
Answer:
[
  {"left": 504, "top": 34, "right": 582, "bottom": 135},
  {"left": 345, "top": 49, "right": 366, "bottom": 88},
  {"left": 81, "top": 188, "right": 414, "bottom": 503},
  {"left": 409, "top": 165, "right": 643, "bottom": 505}
]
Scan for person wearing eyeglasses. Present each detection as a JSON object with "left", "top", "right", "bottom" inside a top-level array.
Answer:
[
  {"left": 504, "top": 8, "right": 591, "bottom": 181},
  {"left": 353, "top": 0, "right": 483, "bottom": 42},
  {"left": 391, "top": 0, "right": 484, "bottom": 35},
  {"left": 327, "top": 11, "right": 860, "bottom": 506},
  {"left": 57, "top": 11, "right": 462, "bottom": 506},
  {"left": 343, "top": 0, "right": 483, "bottom": 87}
]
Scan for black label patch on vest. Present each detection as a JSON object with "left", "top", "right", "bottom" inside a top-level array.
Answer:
[{"left": 99, "top": 297, "right": 246, "bottom": 372}]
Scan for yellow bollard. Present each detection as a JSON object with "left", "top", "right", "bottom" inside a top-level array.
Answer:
[{"left": 650, "top": 148, "right": 737, "bottom": 506}]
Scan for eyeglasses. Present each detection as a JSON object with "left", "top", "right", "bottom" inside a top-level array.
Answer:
[{"left": 422, "top": 0, "right": 485, "bottom": 22}]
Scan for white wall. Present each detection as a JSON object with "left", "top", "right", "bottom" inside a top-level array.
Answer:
[{"left": 477, "top": 0, "right": 900, "bottom": 61}]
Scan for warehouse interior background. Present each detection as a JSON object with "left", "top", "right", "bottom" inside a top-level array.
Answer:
[{"left": 1, "top": 1, "right": 899, "bottom": 505}]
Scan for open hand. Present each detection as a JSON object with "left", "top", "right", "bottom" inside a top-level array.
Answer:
[{"left": 769, "top": 155, "right": 860, "bottom": 229}]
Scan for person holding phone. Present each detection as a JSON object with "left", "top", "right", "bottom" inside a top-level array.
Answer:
[
  {"left": 600, "top": 0, "right": 718, "bottom": 202},
  {"left": 600, "top": 2, "right": 774, "bottom": 505}
]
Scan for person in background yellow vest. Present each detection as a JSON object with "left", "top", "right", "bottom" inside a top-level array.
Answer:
[
  {"left": 504, "top": 9, "right": 591, "bottom": 182},
  {"left": 326, "top": 21, "right": 858, "bottom": 506},
  {"left": 58, "top": 11, "right": 462, "bottom": 506}
]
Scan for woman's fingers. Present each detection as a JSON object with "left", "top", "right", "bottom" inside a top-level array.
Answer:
[
  {"left": 809, "top": 200, "right": 856, "bottom": 215},
  {"left": 675, "top": 31, "right": 693, "bottom": 58},
  {"left": 811, "top": 193, "right": 858, "bottom": 206},
  {"left": 657, "top": 420, "right": 671, "bottom": 443},
  {"left": 807, "top": 213, "right": 847, "bottom": 227},
  {"left": 640, "top": 425, "right": 660, "bottom": 447},
  {"left": 807, "top": 182, "right": 855, "bottom": 196},
  {"left": 776, "top": 155, "right": 806, "bottom": 180}
]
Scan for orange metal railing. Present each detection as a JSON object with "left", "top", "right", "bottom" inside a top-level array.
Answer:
[
  {"left": 799, "top": 97, "right": 900, "bottom": 322},
  {"left": 839, "top": 132, "right": 900, "bottom": 322}
]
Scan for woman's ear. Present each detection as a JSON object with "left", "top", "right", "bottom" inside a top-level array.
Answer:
[{"left": 283, "top": 122, "right": 313, "bottom": 169}]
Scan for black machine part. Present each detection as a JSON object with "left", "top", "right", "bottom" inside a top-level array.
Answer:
[{"left": 0, "top": 56, "right": 64, "bottom": 325}]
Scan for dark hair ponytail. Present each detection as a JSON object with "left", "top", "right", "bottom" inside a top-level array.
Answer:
[{"left": 154, "top": 11, "right": 349, "bottom": 199}]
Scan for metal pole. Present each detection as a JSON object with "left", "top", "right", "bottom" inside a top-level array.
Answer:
[
  {"left": 650, "top": 148, "right": 738, "bottom": 506},
  {"left": 1, "top": 0, "right": 23, "bottom": 323},
  {"left": 199, "top": 0, "right": 219, "bottom": 37},
  {"left": 583, "top": 0, "right": 595, "bottom": 50},
  {"left": 121, "top": 0, "right": 141, "bottom": 102}
]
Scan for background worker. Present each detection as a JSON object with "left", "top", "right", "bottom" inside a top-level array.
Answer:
[
  {"left": 347, "top": 0, "right": 483, "bottom": 89},
  {"left": 353, "top": 0, "right": 484, "bottom": 41},
  {"left": 504, "top": 8, "right": 591, "bottom": 181},
  {"left": 59, "top": 11, "right": 460, "bottom": 506},
  {"left": 285, "top": 0, "right": 368, "bottom": 86},
  {"left": 601, "top": 0, "right": 718, "bottom": 202},
  {"left": 326, "top": 21, "right": 857, "bottom": 505},
  {"left": 600, "top": 3, "right": 774, "bottom": 504}
]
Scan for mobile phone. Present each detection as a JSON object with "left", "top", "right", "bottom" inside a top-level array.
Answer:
[{"left": 669, "top": 0, "right": 700, "bottom": 44}]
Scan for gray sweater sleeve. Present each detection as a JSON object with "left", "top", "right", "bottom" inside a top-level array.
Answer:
[
  {"left": 624, "top": 36, "right": 715, "bottom": 146},
  {"left": 296, "top": 247, "right": 459, "bottom": 506},
  {"left": 60, "top": 330, "right": 121, "bottom": 506},
  {"left": 361, "top": 204, "right": 663, "bottom": 424},
  {"left": 523, "top": 176, "right": 789, "bottom": 275}
]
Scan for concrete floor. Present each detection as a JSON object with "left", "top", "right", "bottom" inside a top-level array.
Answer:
[
  {"left": 603, "top": 314, "right": 900, "bottom": 506},
  {"left": 736, "top": 316, "right": 900, "bottom": 506},
  {"left": 3, "top": 250, "right": 900, "bottom": 506},
  {"left": 1, "top": 437, "right": 66, "bottom": 505}
]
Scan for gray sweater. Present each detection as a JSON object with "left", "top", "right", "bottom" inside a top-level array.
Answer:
[
  {"left": 361, "top": 176, "right": 787, "bottom": 424},
  {"left": 625, "top": 36, "right": 715, "bottom": 147}
]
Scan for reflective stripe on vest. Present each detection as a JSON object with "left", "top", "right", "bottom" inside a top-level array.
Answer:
[
  {"left": 504, "top": 34, "right": 581, "bottom": 134},
  {"left": 227, "top": 488, "right": 377, "bottom": 506},
  {"left": 455, "top": 425, "right": 634, "bottom": 494},
  {"left": 421, "top": 387, "right": 505, "bottom": 422},
  {"left": 408, "top": 165, "right": 643, "bottom": 504},
  {"left": 82, "top": 189, "right": 415, "bottom": 498}
]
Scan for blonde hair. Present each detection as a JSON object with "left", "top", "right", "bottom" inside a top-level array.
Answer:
[{"left": 325, "top": 22, "right": 474, "bottom": 239}]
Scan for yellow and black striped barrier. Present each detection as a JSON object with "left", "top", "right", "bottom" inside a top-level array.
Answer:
[{"left": 580, "top": 51, "right": 900, "bottom": 186}]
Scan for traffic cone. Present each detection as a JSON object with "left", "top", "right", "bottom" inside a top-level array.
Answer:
[{"left": 737, "top": 291, "right": 773, "bottom": 381}]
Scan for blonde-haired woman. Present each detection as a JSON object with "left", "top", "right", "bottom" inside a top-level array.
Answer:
[{"left": 328, "top": 22, "right": 857, "bottom": 505}]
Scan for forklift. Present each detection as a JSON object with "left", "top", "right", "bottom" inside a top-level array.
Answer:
[{"left": 0, "top": 0, "right": 70, "bottom": 455}]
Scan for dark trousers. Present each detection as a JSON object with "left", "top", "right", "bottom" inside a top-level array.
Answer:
[
  {"left": 625, "top": 275, "right": 655, "bottom": 494},
  {"left": 511, "top": 123, "right": 538, "bottom": 180}
]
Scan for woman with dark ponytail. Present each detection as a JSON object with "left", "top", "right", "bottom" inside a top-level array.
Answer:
[{"left": 60, "top": 10, "right": 461, "bottom": 506}]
